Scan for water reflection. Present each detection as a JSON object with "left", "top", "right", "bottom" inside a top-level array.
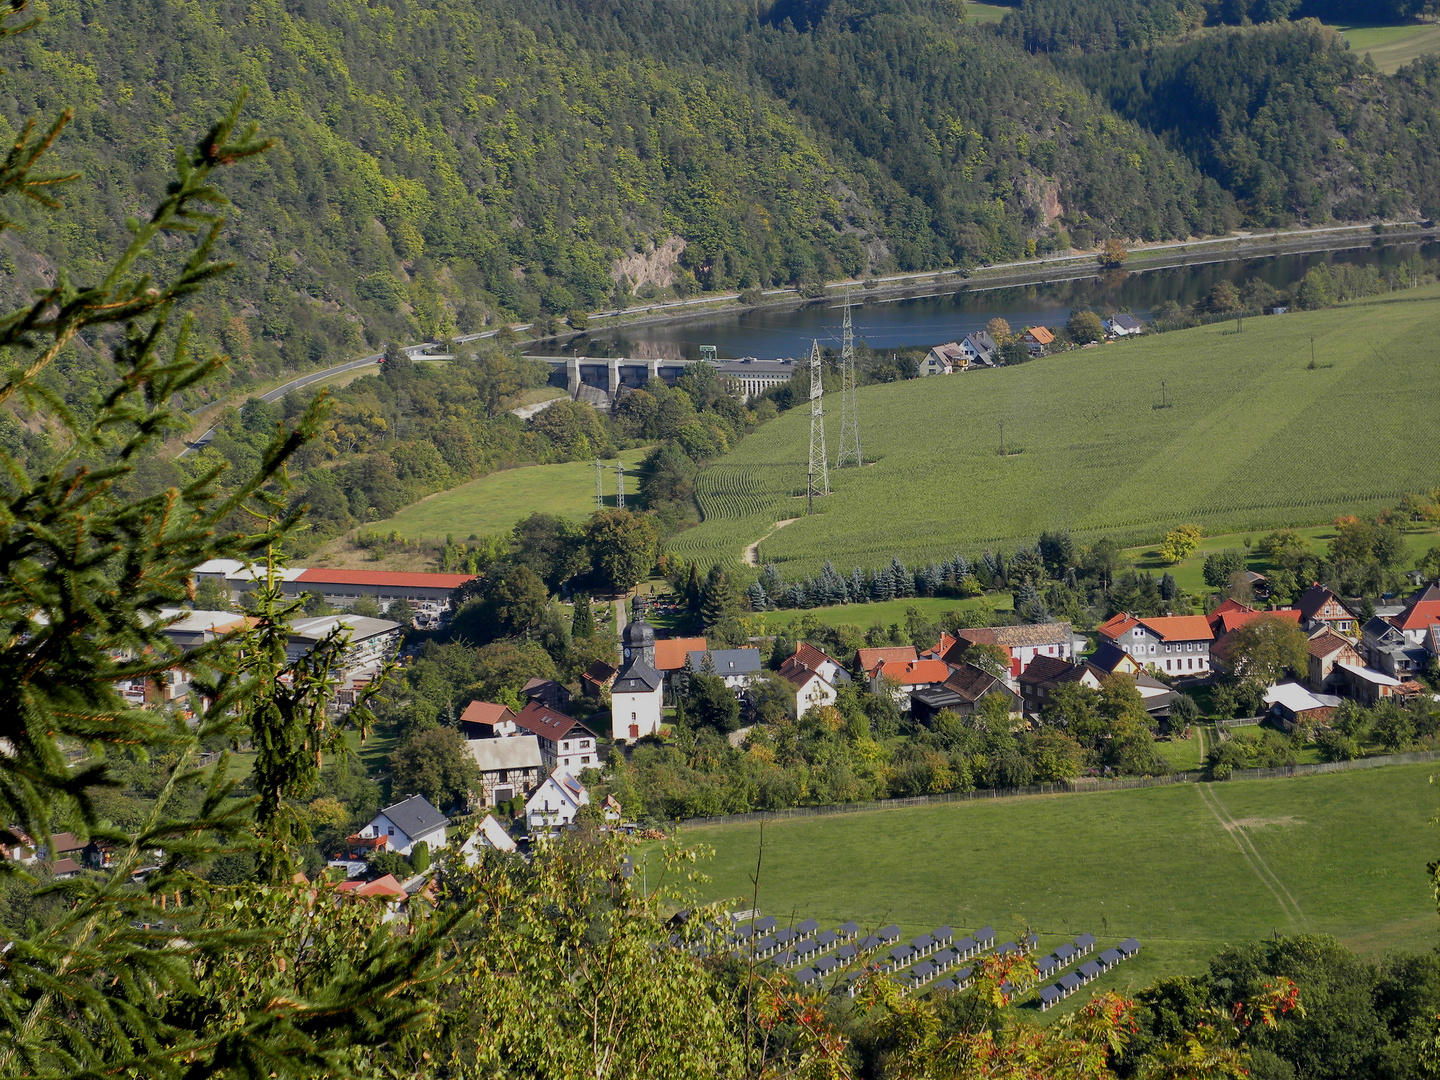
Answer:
[{"left": 531, "top": 240, "right": 1437, "bottom": 361}]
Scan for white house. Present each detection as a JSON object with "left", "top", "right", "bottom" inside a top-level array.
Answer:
[
  {"left": 612, "top": 617, "right": 665, "bottom": 743},
  {"left": 1106, "top": 313, "right": 1144, "bottom": 337},
  {"left": 513, "top": 702, "right": 601, "bottom": 772},
  {"left": 942, "top": 624, "right": 1075, "bottom": 680},
  {"left": 526, "top": 771, "right": 590, "bottom": 831},
  {"left": 1095, "top": 614, "right": 1213, "bottom": 677},
  {"left": 457, "top": 814, "right": 517, "bottom": 865},
  {"left": 959, "top": 331, "right": 999, "bottom": 366},
  {"left": 686, "top": 648, "right": 763, "bottom": 691},
  {"left": 920, "top": 342, "right": 966, "bottom": 376},
  {"left": 355, "top": 795, "right": 449, "bottom": 857}
]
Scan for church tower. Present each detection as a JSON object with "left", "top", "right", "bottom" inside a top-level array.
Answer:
[{"left": 621, "top": 615, "right": 656, "bottom": 669}]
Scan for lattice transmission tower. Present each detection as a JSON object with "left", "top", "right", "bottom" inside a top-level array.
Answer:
[
  {"left": 594, "top": 458, "right": 605, "bottom": 509},
  {"left": 836, "top": 295, "right": 863, "bottom": 469},
  {"left": 805, "top": 338, "right": 829, "bottom": 514},
  {"left": 616, "top": 460, "right": 626, "bottom": 509}
]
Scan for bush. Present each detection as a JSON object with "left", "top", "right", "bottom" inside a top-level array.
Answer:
[
  {"left": 739, "top": 287, "right": 763, "bottom": 305},
  {"left": 410, "top": 841, "right": 430, "bottom": 874},
  {"left": 365, "top": 849, "right": 412, "bottom": 880}
]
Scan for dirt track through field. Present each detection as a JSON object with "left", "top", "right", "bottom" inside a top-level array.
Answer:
[
  {"left": 744, "top": 518, "right": 798, "bottom": 567},
  {"left": 1195, "top": 783, "right": 1308, "bottom": 931}
]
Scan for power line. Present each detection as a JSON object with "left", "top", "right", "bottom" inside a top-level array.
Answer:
[
  {"left": 806, "top": 338, "right": 829, "bottom": 514},
  {"left": 836, "top": 293, "right": 862, "bottom": 468}
]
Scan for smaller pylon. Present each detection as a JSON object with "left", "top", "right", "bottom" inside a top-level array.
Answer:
[
  {"left": 616, "top": 460, "right": 626, "bottom": 509},
  {"left": 594, "top": 458, "right": 604, "bottom": 509}
]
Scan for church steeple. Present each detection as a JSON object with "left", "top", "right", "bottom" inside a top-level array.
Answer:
[{"left": 620, "top": 615, "right": 656, "bottom": 669}]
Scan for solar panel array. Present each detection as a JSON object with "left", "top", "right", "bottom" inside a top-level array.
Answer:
[
  {"left": 1038, "top": 937, "right": 1141, "bottom": 1011},
  {"left": 683, "top": 912, "right": 1136, "bottom": 1012}
]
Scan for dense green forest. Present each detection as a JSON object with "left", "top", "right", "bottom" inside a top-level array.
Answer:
[
  {"left": 0, "top": 0, "right": 1436, "bottom": 482},
  {"left": 1064, "top": 21, "right": 1440, "bottom": 223},
  {"left": 13, "top": 0, "right": 1430, "bottom": 418}
]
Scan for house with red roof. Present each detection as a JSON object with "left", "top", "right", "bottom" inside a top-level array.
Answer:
[
  {"left": 513, "top": 701, "right": 601, "bottom": 773},
  {"left": 653, "top": 636, "right": 709, "bottom": 672},
  {"left": 868, "top": 658, "right": 952, "bottom": 711},
  {"left": 1096, "top": 613, "right": 1214, "bottom": 676},
  {"left": 857, "top": 646, "right": 919, "bottom": 679},
  {"left": 458, "top": 700, "right": 518, "bottom": 739},
  {"left": 1306, "top": 629, "right": 1361, "bottom": 692},
  {"left": 1360, "top": 584, "right": 1440, "bottom": 678},
  {"left": 941, "top": 623, "right": 1074, "bottom": 680},
  {"left": 777, "top": 643, "right": 849, "bottom": 720}
]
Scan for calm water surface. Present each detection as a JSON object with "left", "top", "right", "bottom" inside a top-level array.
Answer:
[{"left": 532, "top": 241, "right": 1438, "bottom": 361}]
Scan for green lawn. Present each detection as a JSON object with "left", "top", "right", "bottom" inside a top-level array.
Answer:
[
  {"left": 1334, "top": 20, "right": 1440, "bottom": 74},
  {"left": 369, "top": 446, "right": 650, "bottom": 541},
  {"left": 966, "top": 2, "right": 1014, "bottom": 24},
  {"left": 673, "top": 287, "right": 1440, "bottom": 577},
  {"left": 676, "top": 763, "right": 1440, "bottom": 1015}
]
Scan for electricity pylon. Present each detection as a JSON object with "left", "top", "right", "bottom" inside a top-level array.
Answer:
[
  {"left": 594, "top": 458, "right": 605, "bottom": 509},
  {"left": 836, "top": 295, "right": 863, "bottom": 468},
  {"left": 806, "top": 338, "right": 829, "bottom": 513},
  {"left": 616, "top": 459, "right": 626, "bottom": 509}
]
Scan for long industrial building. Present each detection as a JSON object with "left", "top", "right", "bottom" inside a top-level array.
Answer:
[{"left": 192, "top": 561, "right": 473, "bottom": 620}]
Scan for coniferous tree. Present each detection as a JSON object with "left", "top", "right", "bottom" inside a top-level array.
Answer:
[
  {"left": 572, "top": 591, "right": 595, "bottom": 638},
  {"left": 0, "top": 67, "right": 453, "bottom": 1077}
]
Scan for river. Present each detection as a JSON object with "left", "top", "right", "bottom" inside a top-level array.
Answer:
[{"left": 530, "top": 239, "right": 1438, "bottom": 362}]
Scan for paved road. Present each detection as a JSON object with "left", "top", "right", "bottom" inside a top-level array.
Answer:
[{"left": 178, "top": 347, "right": 435, "bottom": 457}]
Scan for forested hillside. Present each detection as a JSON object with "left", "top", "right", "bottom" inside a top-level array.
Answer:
[
  {"left": 0, "top": 0, "right": 1436, "bottom": 420},
  {"left": 1064, "top": 22, "right": 1440, "bottom": 223}
]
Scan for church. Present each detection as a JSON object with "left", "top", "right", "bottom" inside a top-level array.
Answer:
[{"left": 611, "top": 615, "right": 664, "bottom": 743}]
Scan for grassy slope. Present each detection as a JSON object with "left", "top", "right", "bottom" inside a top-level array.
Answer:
[
  {"left": 674, "top": 287, "right": 1440, "bottom": 576},
  {"left": 1336, "top": 20, "right": 1440, "bottom": 74},
  {"left": 966, "top": 2, "right": 1014, "bottom": 24},
  {"left": 370, "top": 446, "right": 651, "bottom": 541},
  {"left": 677, "top": 763, "right": 1439, "bottom": 1015}
]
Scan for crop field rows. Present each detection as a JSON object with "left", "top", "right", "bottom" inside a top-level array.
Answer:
[{"left": 677, "top": 288, "right": 1440, "bottom": 576}]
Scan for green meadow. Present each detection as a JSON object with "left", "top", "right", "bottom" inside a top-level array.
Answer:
[
  {"left": 673, "top": 287, "right": 1440, "bottom": 576},
  {"left": 677, "top": 763, "right": 1440, "bottom": 1015},
  {"left": 369, "top": 446, "right": 650, "bottom": 541},
  {"left": 1336, "top": 20, "right": 1440, "bottom": 74}
]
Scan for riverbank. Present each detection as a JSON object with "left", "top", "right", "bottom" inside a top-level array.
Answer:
[{"left": 523, "top": 221, "right": 1435, "bottom": 352}]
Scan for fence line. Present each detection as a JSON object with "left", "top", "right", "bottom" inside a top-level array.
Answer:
[{"left": 674, "top": 750, "right": 1440, "bottom": 829}]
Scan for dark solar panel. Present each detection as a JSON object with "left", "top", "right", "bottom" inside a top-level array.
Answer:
[
  {"left": 1099, "top": 949, "right": 1122, "bottom": 966},
  {"left": 976, "top": 926, "right": 995, "bottom": 942},
  {"left": 955, "top": 935, "right": 976, "bottom": 953},
  {"left": 1055, "top": 943, "right": 1075, "bottom": 960},
  {"left": 1119, "top": 938, "right": 1141, "bottom": 955},
  {"left": 836, "top": 943, "right": 857, "bottom": 961},
  {"left": 1078, "top": 961, "right": 1102, "bottom": 979},
  {"left": 838, "top": 921, "right": 860, "bottom": 937},
  {"left": 754, "top": 916, "right": 777, "bottom": 933},
  {"left": 878, "top": 924, "right": 901, "bottom": 942},
  {"left": 857, "top": 934, "right": 880, "bottom": 950},
  {"left": 931, "top": 978, "right": 957, "bottom": 993},
  {"left": 797, "top": 918, "right": 819, "bottom": 935},
  {"left": 932, "top": 925, "right": 953, "bottom": 941},
  {"left": 911, "top": 933, "right": 934, "bottom": 951},
  {"left": 1074, "top": 933, "right": 1096, "bottom": 949},
  {"left": 1058, "top": 973, "right": 1082, "bottom": 991}
]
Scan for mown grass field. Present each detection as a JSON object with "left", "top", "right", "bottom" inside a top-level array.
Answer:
[
  {"left": 755, "top": 593, "right": 1014, "bottom": 634},
  {"left": 1336, "top": 19, "right": 1440, "bottom": 73},
  {"left": 673, "top": 287, "right": 1440, "bottom": 576},
  {"left": 966, "top": 2, "right": 1014, "bottom": 24},
  {"left": 369, "top": 446, "right": 650, "bottom": 541},
  {"left": 677, "top": 762, "right": 1440, "bottom": 1016}
]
